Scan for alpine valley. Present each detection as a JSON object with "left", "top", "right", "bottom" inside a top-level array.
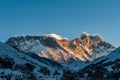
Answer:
[{"left": 0, "top": 32, "right": 120, "bottom": 80}]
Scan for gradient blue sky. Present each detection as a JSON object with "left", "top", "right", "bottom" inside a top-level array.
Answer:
[{"left": 0, "top": 0, "right": 120, "bottom": 47}]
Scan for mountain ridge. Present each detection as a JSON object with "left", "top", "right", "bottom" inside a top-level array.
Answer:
[
  {"left": 6, "top": 32, "right": 115, "bottom": 63},
  {"left": 1, "top": 32, "right": 120, "bottom": 80}
]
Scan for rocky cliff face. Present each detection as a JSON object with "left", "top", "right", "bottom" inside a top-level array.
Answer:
[
  {"left": 6, "top": 32, "right": 115, "bottom": 63},
  {"left": 69, "top": 32, "right": 115, "bottom": 61}
]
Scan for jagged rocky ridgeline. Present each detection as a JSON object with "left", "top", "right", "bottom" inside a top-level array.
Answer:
[{"left": 6, "top": 32, "right": 115, "bottom": 63}]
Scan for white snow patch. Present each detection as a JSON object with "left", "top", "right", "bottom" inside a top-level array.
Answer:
[
  {"left": 82, "top": 32, "right": 90, "bottom": 36},
  {"left": 45, "top": 33, "right": 68, "bottom": 40}
]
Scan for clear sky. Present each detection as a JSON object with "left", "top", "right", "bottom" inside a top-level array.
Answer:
[{"left": 0, "top": 0, "right": 120, "bottom": 47}]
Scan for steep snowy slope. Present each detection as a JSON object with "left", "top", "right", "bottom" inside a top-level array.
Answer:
[
  {"left": 0, "top": 41, "right": 62, "bottom": 80},
  {"left": 93, "top": 47, "right": 120, "bottom": 64},
  {"left": 6, "top": 33, "right": 115, "bottom": 63},
  {"left": 77, "top": 47, "right": 120, "bottom": 79}
]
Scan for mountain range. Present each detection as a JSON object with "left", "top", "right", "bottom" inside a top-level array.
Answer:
[
  {"left": 0, "top": 32, "right": 120, "bottom": 80},
  {"left": 6, "top": 32, "right": 115, "bottom": 62}
]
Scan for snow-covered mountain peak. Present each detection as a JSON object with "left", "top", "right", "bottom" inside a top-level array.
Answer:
[
  {"left": 80, "top": 32, "right": 103, "bottom": 42},
  {"left": 81, "top": 32, "right": 90, "bottom": 36},
  {"left": 6, "top": 33, "right": 115, "bottom": 63},
  {"left": 45, "top": 34, "right": 63, "bottom": 40},
  {"left": 44, "top": 33, "right": 68, "bottom": 40}
]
